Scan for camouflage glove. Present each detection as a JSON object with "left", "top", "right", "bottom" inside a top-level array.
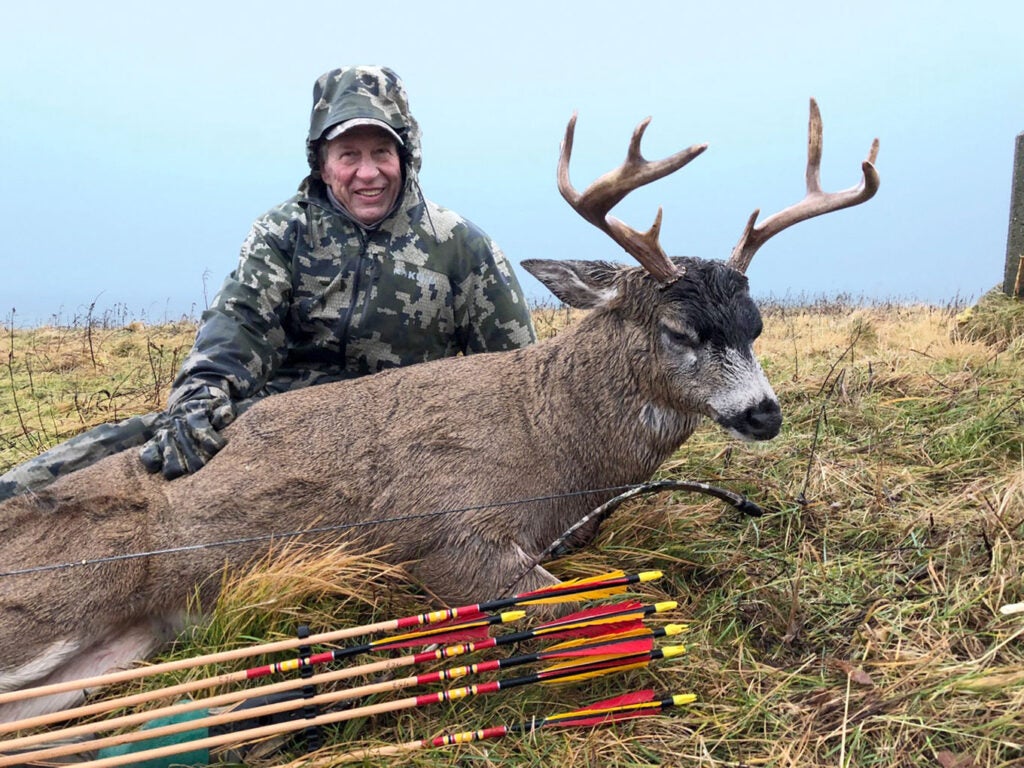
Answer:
[{"left": 139, "top": 386, "right": 236, "bottom": 480}]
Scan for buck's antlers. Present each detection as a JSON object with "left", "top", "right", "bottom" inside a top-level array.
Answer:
[
  {"left": 727, "top": 98, "right": 881, "bottom": 273},
  {"left": 559, "top": 100, "right": 880, "bottom": 280},
  {"left": 558, "top": 112, "right": 707, "bottom": 284}
]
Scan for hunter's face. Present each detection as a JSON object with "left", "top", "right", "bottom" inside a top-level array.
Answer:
[{"left": 321, "top": 126, "right": 402, "bottom": 226}]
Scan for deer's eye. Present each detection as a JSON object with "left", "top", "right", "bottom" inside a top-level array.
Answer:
[{"left": 660, "top": 325, "right": 699, "bottom": 348}]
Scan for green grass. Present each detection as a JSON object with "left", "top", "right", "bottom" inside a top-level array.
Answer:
[{"left": 1, "top": 296, "right": 1023, "bottom": 767}]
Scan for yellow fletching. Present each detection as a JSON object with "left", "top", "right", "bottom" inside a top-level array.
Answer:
[
  {"left": 547, "top": 628, "right": 650, "bottom": 652},
  {"left": 520, "top": 573, "right": 619, "bottom": 604},
  {"left": 546, "top": 691, "right": 696, "bottom": 722},
  {"left": 517, "top": 570, "right": 662, "bottom": 605},
  {"left": 549, "top": 699, "right": 657, "bottom": 720},
  {"left": 567, "top": 570, "right": 626, "bottom": 586},
  {"left": 542, "top": 652, "right": 638, "bottom": 672},
  {"left": 542, "top": 659, "right": 649, "bottom": 684},
  {"left": 580, "top": 613, "right": 646, "bottom": 627},
  {"left": 543, "top": 647, "right": 643, "bottom": 671},
  {"left": 378, "top": 613, "right": 495, "bottom": 646},
  {"left": 522, "top": 584, "right": 625, "bottom": 605}
]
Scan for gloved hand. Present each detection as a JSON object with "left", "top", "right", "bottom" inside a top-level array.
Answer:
[{"left": 139, "top": 386, "right": 236, "bottom": 480}]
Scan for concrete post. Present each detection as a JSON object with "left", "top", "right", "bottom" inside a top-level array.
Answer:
[{"left": 1004, "top": 133, "right": 1024, "bottom": 297}]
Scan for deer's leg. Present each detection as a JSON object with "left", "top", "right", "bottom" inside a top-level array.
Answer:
[{"left": 0, "top": 615, "right": 185, "bottom": 722}]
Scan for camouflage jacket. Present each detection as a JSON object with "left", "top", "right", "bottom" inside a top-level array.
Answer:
[{"left": 169, "top": 66, "right": 535, "bottom": 407}]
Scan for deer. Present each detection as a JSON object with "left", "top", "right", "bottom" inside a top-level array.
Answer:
[{"left": 0, "top": 99, "right": 879, "bottom": 720}]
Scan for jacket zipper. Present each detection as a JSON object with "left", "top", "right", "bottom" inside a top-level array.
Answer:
[{"left": 338, "top": 230, "right": 370, "bottom": 366}]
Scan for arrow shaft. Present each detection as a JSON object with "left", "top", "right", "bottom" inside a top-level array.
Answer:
[
  {"left": 2, "top": 626, "right": 667, "bottom": 757},
  {"left": 0, "top": 570, "right": 658, "bottom": 711},
  {"left": 6, "top": 617, "right": 674, "bottom": 750},
  {"left": 3, "top": 649, "right": 665, "bottom": 768},
  {"left": 0, "top": 616, "right": 502, "bottom": 736},
  {"left": 3, "top": 606, "right": 665, "bottom": 738},
  {"left": 4, "top": 631, "right": 662, "bottom": 758}
]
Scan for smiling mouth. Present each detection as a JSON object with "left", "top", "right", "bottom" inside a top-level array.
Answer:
[{"left": 354, "top": 189, "right": 386, "bottom": 199}]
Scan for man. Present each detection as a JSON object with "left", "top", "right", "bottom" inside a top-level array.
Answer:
[{"left": 0, "top": 65, "right": 535, "bottom": 499}]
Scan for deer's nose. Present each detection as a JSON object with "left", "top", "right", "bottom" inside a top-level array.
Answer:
[
  {"left": 743, "top": 398, "right": 782, "bottom": 440},
  {"left": 722, "top": 397, "right": 782, "bottom": 441}
]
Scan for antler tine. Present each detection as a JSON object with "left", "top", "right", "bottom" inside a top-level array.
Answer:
[
  {"left": 727, "top": 98, "right": 881, "bottom": 274},
  {"left": 558, "top": 111, "right": 708, "bottom": 284}
]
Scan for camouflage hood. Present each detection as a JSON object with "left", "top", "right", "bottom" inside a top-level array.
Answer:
[{"left": 305, "top": 66, "right": 423, "bottom": 181}]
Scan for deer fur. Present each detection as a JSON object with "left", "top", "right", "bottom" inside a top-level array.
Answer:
[{"left": 0, "top": 255, "right": 781, "bottom": 720}]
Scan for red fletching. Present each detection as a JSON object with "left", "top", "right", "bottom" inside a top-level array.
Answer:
[
  {"left": 541, "top": 636, "right": 654, "bottom": 661},
  {"left": 534, "top": 601, "right": 647, "bottom": 637},
  {"left": 531, "top": 601, "right": 651, "bottom": 642},
  {"left": 536, "top": 601, "right": 644, "bottom": 630},
  {"left": 373, "top": 622, "right": 491, "bottom": 650},
  {"left": 540, "top": 618, "right": 644, "bottom": 642},
  {"left": 571, "top": 688, "right": 657, "bottom": 710},
  {"left": 513, "top": 571, "right": 634, "bottom": 604},
  {"left": 515, "top": 571, "right": 626, "bottom": 599},
  {"left": 548, "top": 708, "right": 661, "bottom": 727},
  {"left": 538, "top": 652, "right": 652, "bottom": 682},
  {"left": 545, "top": 689, "right": 661, "bottom": 727}
]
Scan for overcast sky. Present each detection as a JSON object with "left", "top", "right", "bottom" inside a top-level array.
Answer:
[{"left": 2, "top": 1, "right": 1022, "bottom": 325}]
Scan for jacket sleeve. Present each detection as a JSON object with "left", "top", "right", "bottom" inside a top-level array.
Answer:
[
  {"left": 452, "top": 227, "right": 537, "bottom": 354},
  {"left": 167, "top": 217, "right": 295, "bottom": 408}
]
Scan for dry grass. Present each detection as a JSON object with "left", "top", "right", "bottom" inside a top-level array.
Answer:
[
  {"left": 1, "top": 295, "right": 1022, "bottom": 767},
  {"left": 0, "top": 320, "right": 194, "bottom": 467}
]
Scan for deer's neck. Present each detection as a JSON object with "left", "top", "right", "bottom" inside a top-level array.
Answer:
[{"left": 524, "top": 314, "right": 701, "bottom": 484}]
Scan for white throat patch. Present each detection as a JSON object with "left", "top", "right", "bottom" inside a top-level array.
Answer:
[{"left": 639, "top": 402, "right": 700, "bottom": 443}]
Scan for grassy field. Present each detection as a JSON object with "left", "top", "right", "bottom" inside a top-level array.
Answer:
[{"left": 1, "top": 292, "right": 1022, "bottom": 767}]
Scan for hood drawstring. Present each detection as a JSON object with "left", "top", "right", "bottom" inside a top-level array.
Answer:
[{"left": 415, "top": 179, "right": 438, "bottom": 241}]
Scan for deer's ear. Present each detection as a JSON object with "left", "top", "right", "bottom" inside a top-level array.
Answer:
[{"left": 521, "top": 259, "right": 624, "bottom": 309}]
